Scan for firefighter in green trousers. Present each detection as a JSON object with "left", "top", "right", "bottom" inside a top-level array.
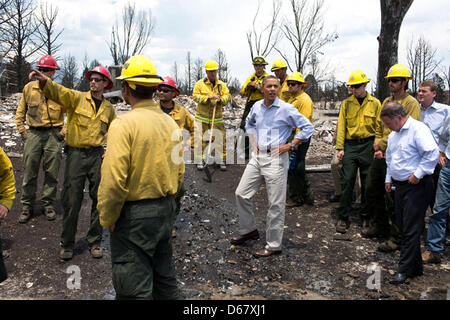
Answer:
[
  {"left": 240, "top": 56, "right": 269, "bottom": 158},
  {"left": 98, "top": 55, "right": 185, "bottom": 299},
  {"left": 285, "top": 71, "right": 315, "bottom": 207},
  {"left": 335, "top": 70, "right": 382, "bottom": 234},
  {"left": 365, "top": 64, "right": 421, "bottom": 252},
  {"left": 29, "top": 65, "right": 117, "bottom": 261},
  {"left": 15, "top": 55, "right": 65, "bottom": 223},
  {"left": 0, "top": 147, "right": 16, "bottom": 283}
]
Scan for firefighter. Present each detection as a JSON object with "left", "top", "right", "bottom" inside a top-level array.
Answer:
[
  {"left": 239, "top": 56, "right": 269, "bottom": 158},
  {"left": 157, "top": 76, "right": 194, "bottom": 237},
  {"left": 271, "top": 59, "right": 291, "bottom": 102},
  {"left": 193, "top": 60, "right": 231, "bottom": 170},
  {"left": 335, "top": 70, "right": 382, "bottom": 234},
  {"left": 98, "top": 55, "right": 184, "bottom": 299},
  {"left": 15, "top": 55, "right": 65, "bottom": 223},
  {"left": 0, "top": 147, "right": 16, "bottom": 283},
  {"left": 29, "top": 65, "right": 117, "bottom": 261},
  {"left": 285, "top": 71, "right": 315, "bottom": 207}
]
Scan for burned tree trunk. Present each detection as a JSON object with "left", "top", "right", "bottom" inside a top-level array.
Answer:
[{"left": 376, "top": 0, "right": 413, "bottom": 101}]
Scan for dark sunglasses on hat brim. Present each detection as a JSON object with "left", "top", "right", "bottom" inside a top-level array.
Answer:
[
  {"left": 158, "top": 87, "right": 174, "bottom": 93},
  {"left": 350, "top": 83, "right": 364, "bottom": 89},
  {"left": 388, "top": 78, "right": 404, "bottom": 83},
  {"left": 38, "top": 67, "right": 53, "bottom": 72},
  {"left": 89, "top": 77, "right": 105, "bottom": 83}
]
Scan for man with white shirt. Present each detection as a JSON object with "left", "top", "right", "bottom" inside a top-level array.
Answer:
[
  {"left": 382, "top": 101, "right": 439, "bottom": 284},
  {"left": 230, "top": 75, "right": 314, "bottom": 258},
  {"left": 417, "top": 80, "right": 449, "bottom": 210}
]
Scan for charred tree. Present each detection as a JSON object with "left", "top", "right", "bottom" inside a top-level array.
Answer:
[{"left": 376, "top": 0, "right": 413, "bottom": 101}]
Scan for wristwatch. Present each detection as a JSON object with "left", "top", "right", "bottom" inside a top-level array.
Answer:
[{"left": 290, "top": 142, "right": 295, "bottom": 148}]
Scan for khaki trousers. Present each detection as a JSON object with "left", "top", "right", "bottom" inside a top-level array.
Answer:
[{"left": 235, "top": 152, "right": 289, "bottom": 251}]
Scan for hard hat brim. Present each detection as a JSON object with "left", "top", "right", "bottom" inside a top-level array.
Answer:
[{"left": 384, "top": 76, "right": 413, "bottom": 80}]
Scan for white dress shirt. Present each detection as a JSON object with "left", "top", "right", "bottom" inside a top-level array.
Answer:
[{"left": 385, "top": 117, "right": 439, "bottom": 183}]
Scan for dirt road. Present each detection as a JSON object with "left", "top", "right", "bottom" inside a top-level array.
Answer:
[{"left": 0, "top": 147, "right": 448, "bottom": 300}]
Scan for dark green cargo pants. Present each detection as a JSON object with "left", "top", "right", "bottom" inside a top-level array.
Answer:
[
  {"left": 288, "top": 138, "right": 313, "bottom": 203},
  {"left": 363, "top": 157, "right": 400, "bottom": 242},
  {"left": 337, "top": 138, "right": 374, "bottom": 221},
  {"left": 60, "top": 146, "right": 103, "bottom": 249},
  {"left": 21, "top": 127, "right": 63, "bottom": 210},
  {"left": 110, "top": 196, "right": 178, "bottom": 300}
]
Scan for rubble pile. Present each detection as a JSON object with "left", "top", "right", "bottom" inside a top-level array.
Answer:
[
  {"left": 0, "top": 94, "right": 22, "bottom": 154},
  {"left": 314, "top": 100, "right": 342, "bottom": 110},
  {"left": 0, "top": 92, "right": 338, "bottom": 156}
]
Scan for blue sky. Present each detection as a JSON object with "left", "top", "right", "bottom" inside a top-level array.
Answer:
[{"left": 42, "top": 0, "right": 450, "bottom": 90}]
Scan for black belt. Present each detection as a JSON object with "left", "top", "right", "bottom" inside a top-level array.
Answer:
[
  {"left": 123, "top": 195, "right": 172, "bottom": 207},
  {"left": 66, "top": 145, "right": 104, "bottom": 153},
  {"left": 29, "top": 126, "right": 62, "bottom": 131},
  {"left": 391, "top": 178, "right": 409, "bottom": 186},
  {"left": 345, "top": 136, "right": 375, "bottom": 145}
]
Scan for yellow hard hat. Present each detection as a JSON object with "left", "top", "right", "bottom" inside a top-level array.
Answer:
[
  {"left": 253, "top": 55, "right": 268, "bottom": 65},
  {"left": 205, "top": 60, "right": 219, "bottom": 71},
  {"left": 271, "top": 59, "right": 287, "bottom": 72},
  {"left": 287, "top": 72, "right": 307, "bottom": 86},
  {"left": 385, "top": 64, "right": 413, "bottom": 80},
  {"left": 116, "top": 55, "right": 163, "bottom": 87},
  {"left": 347, "top": 70, "right": 370, "bottom": 86}
]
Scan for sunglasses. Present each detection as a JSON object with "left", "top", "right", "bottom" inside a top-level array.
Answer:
[
  {"left": 90, "top": 77, "right": 105, "bottom": 83},
  {"left": 350, "top": 83, "right": 364, "bottom": 89},
  {"left": 38, "top": 67, "right": 52, "bottom": 72},
  {"left": 388, "top": 78, "right": 403, "bottom": 83},
  {"left": 287, "top": 82, "right": 299, "bottom": 87},
  {"left": 158, "top": 88, "right": 173, "bottom": 93}
]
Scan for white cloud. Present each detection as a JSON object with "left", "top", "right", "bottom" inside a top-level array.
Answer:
[{"left": 32, "top": 0, "right": 450, "bottom": 90}]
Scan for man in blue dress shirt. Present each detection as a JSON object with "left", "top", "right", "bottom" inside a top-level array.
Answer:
[
  {"left": 418, "top": 80, "right": 449, "bottom": 210},
  {"left": 382, "top": 101, "right": 439, "bottom": 284},
  {"left": 230, "top": 75, "right": 314, "bottom": 258}
]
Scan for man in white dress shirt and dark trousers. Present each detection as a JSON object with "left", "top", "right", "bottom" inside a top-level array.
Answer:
[
  {"left": 230, "top": 75, "right": 314, "bottom": 258},
  {"left": 382, "top": 101, "right": 439, "bottom": 284}
]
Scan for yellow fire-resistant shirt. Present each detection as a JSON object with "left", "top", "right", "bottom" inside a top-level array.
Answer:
[
  {"left": 375, "top": 93, "right": 421, "bottom": 151},
  {"left": 288, "top": 91, "right": 314, "bottom": 124},
  {"left": 336, "top": 93, "right": 382, "bottom": 150},
  {"left": 0, "top": 147, "right": 16, "bottom": 210},
  {"left": 158, "top": 102, "right": 195, "bottom": 135},
  {"left": 240, "top": 71, "right": 269, "bottom": 101},
  {"left": 158, "top": 102, "right": 195, "bottom": 146},
  {"left": 193, "top": 78, "right": 231, "bottom": 124},
  {"left": 15, "top": 81, "right": 65, "bottom": 133},
  {"left": 278, "top": 78, "right": 291, "bottom": 102},
  {"left": 97, "top": 100, "right": 185, "bottom": 228},
  {"left": 43, "top": 79, "right": 116, "bottom": 148}
]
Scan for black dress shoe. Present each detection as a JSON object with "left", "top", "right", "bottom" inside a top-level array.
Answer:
[
  {"left": 389, "top": 272, "right": 407, "bottom": 285},
  {"left": 230, "top": 230, "right": 259, "bottom": 245},
  {"left": 254, "top": 248, "right": 282, "bottom": 258},
  {"left": 329, "top": 194, "right": 340, "bottom": 203}
]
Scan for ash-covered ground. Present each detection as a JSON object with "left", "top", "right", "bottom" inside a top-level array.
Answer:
[{"left": 0, "top": 93, "right": 448, "bottom": 300}]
